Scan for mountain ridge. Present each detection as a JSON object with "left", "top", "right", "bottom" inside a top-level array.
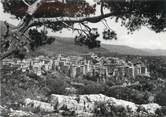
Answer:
[{"left": 101, "top": 43, "right": 166, "bottom": 56}]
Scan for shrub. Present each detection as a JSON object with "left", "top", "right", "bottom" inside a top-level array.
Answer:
[
  {"left": 1, "top": 70, "right": 46, "bottom": 108},
  {"left": 94, "top": 101, "right": 127, "bottom": 117},
  {"left": 45, "top": 76, "right": 67, "bottom": 95},
  {"left": 83, "top": 73, "right": 99, "bottom": 82},
  {"left": 156, "top": 86, "right": 166, "bottom": 106},
  {"left": 104, "top": 87, "right": 150, "bottom": 104},
  {"left": 73, "top": 78, "right": 104, "bottom": 94},
  {"left": 155, "top": 106, "right": 166, "bottom": 116},
  {"left": 83, "top": 81, "right": 104, "bottom": 94}
]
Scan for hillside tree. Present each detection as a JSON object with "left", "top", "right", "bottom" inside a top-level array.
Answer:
[{"left": 0, "top": 0, "right": 166, "bottom": 60}]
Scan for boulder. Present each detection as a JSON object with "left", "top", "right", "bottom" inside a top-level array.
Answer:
[
  {"left": 141, "top": 103, "right": 161, "bottom": 114},
  {"left": 0, "top": 105, "right": 5, "bottom": 113},
  {"left": 50, "top": 95, "right": 79, "bottom": 115},
  {"left": 0, "top": 105, "right": 8, "bottom": 116},
  {"left": 109, "top": 97, "right": 138, "bottom": 112},
  {"left": 9, "top": 109, "right": 33, "bottom": 117},
  {"left": 78, "top": 94, "right": 110, "bottom": 113},
  {"left": 50, "top": 94, "right": 95, "bottom": 114},
  {"left": 79, "top": 94, "right": 138, "bottom": 112},
  {"left": 79, "top": 94, "right": 110, "bottom": 103},
  {"left": 24, "top": 98, "right": 54, "bottom": 113},
  {"left": 58, "top": 97, "right": 78, "bottom": 112}
]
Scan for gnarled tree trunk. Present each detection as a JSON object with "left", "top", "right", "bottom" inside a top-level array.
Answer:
[{"left": 0, "top": 0, "right": 45, "bottom": 60}]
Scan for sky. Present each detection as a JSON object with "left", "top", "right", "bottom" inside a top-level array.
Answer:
[{"left": 0, "top": 1, "right": 166, "bottom": 50}]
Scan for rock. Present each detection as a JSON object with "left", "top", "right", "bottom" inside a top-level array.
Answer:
[
  {"left": 0, "top": 105, "right": 5, "bottom": 113},
  {"left": 50, "top": 94, "right": 76, "bottom": 107},
  {"left": 76, "top": 112, "right": 94, "bottom": 117},
  {"left": 141, "top": 103, "right": 161, "bottom": 114},
  {"left": 50, "top": 94, "right": 80, "bottom": 115},
  {"left": 39, "top": 94, "right": 162, "bottom": 116},
  {"left": 58, "top": 97, "right": 78, "bottom": 112},
  {"left": 50, "top": 94, "right": 95, "bottom": 114},
  {"left": 24, "top": 98, "right": 54, "bottom": 113},
  {"left": 9, "top": 109, "right": 33, "bottom": 117},
  {"left": 79, "top": 94, "right": 110, "bottom": 103},
  {"left": 50, "top": 94, "right": 138, "bottom": 114},
  {"left": 79, "top": 94, "right": 138, "bottom": 112},
  {"left": 0, "top": 105, "right": 9, "bottom": 116},
  {"left": 0, "top": 106, "right": 32, "bottom": 117},
  {"left": 109, "top": 97, "right": 138, "bottom": 112},
  {"left": 78, "top": 94, "right": 110, "bottom": 113}
]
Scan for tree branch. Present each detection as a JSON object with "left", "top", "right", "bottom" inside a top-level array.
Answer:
[
  {"left": 100, "top": 1, "right": 104, "bottom": 16},
  {"left": 61, "top": 22, "right": 88, "bottom": 33},
  {"left": 81, "top": 23, "right": 91, "bottom": 32},
  {"left": 22, "top": 0, "right": 30, "bottom": 7},
  {"left": 0, "top": 48, "right": 18, "bottom": 60},
  {"left": 31, "top": 12, "right": 116, "bottom": 25},
  {"left": 26, "top": 0, "right": 44, "bottom": 15},
  {"left": 11, "top": 0, "right": 45, "bottom": 31},
  {"left": 0, "top": 35, "right": 29, "bottom": 61}
]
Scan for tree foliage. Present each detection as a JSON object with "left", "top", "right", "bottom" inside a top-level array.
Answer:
[
  {"left": 1, "top": 0, "right": 166, "bottom": 59},
  {"left": 28, "top": 29, "right": 55, "bottom": 50},
  {"left": 107, "top": 0, "right": 166, "bottom": 33},
  {"left": 2, "top": 0, "right": 96, "bottom": 18}
]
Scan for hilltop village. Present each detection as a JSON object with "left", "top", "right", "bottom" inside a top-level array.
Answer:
[
  {"left": 2, "top": 53, "right": 166, "bottom": 117},
  {"left": 2, "top": 53, "right": 150, "bottom": 83}
]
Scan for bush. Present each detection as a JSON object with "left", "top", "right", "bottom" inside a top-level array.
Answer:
[
  {"left": 45, "top": 76, "right": 67, "bottom": 95},
  {"left": 156, "top": 86, "right": 166, "bottom": 106},
  {"left": 73, "top": 78, "right": 104, "bottom": 94},
  {"left": 1, "top": 69, "right": 46, "bottom": 108},
  {"left": 83, "top": 81, "right": 104, "bottom": 94},
  {"left": 94, "top": 101, "right": 127, "bottom": 117},
  {"left": 104, "top": 87, "right": 150, "bottom": 104},
  {"left": 83, "top": 74, "right": 98, "bottom": 82},
  {"left": 106, "top": 80, "right": 115, "bottom": 87},
  {"left": 155, "top": 106, "right": 166, "bottom": 116}
]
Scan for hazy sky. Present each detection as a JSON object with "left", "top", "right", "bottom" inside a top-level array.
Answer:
[{"left": 0, "top": 2, "right": 166, "bottom": 50}]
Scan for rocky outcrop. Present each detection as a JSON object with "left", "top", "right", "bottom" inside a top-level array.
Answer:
[
  {"left": 9, "top": 109, "right": 33, "bottom": 117},
  {"left": 49, "top": 94, "right": 161, "bottom": 115},
  {"left": 17, "top": 94, "right": 161, "bottom": 116},
  {"left": 24, "top": 98, "right": 54, "bottom": 113},
  {"left": 50, "top": 94, "right": 110, "bottom": 114},
  {"left": 0, "top": 105, "right": 5, "bottom": 113},
  {"left": 141, "top": 103, "right": 161, "bottom": 114},
  {"left": 109, "top": 97, "right": 138, "bottom": 112},
  {"left": 0, "top": 106, "right": 33, "bottom": 117}
]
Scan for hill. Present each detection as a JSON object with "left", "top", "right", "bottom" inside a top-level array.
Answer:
[
  {"left": 102, "top": 44, "right": 166, "bottom": 56},
  {"left": 33, "top": 37, "right": 112, "bottom": 56},
  {"left": 34, "top": 39, "right": 166, "bottom": 57},
  {"left": 143, "top": 49, "right": 166, "bottom": 56}
]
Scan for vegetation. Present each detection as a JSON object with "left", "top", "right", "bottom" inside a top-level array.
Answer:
[
  {"left": 29, "top": 29, "right": 55, "bottom": 51},
  {"left": 45, "top": 75, "right": 68, "bottom": 95},
  {"left": 94, "top": 101, "right": 127, "bottom": 117},
  {"left": 156, "top": 86, "right": 166, "bottom": 106},
  {"left": 1, "top": 54, "right": 166, "bottom": 111},
  {"left": 1, "top": 0, "right": 166, "bottom": 60},
  {"left": 0, "top": 65, "right": 69, "bottom": 108},
  {"left": 72, "top": 78, "right": 104, "bottom": 94},
  {"left": 1, "top": 69, "right": 46, "bottom": 108}
]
